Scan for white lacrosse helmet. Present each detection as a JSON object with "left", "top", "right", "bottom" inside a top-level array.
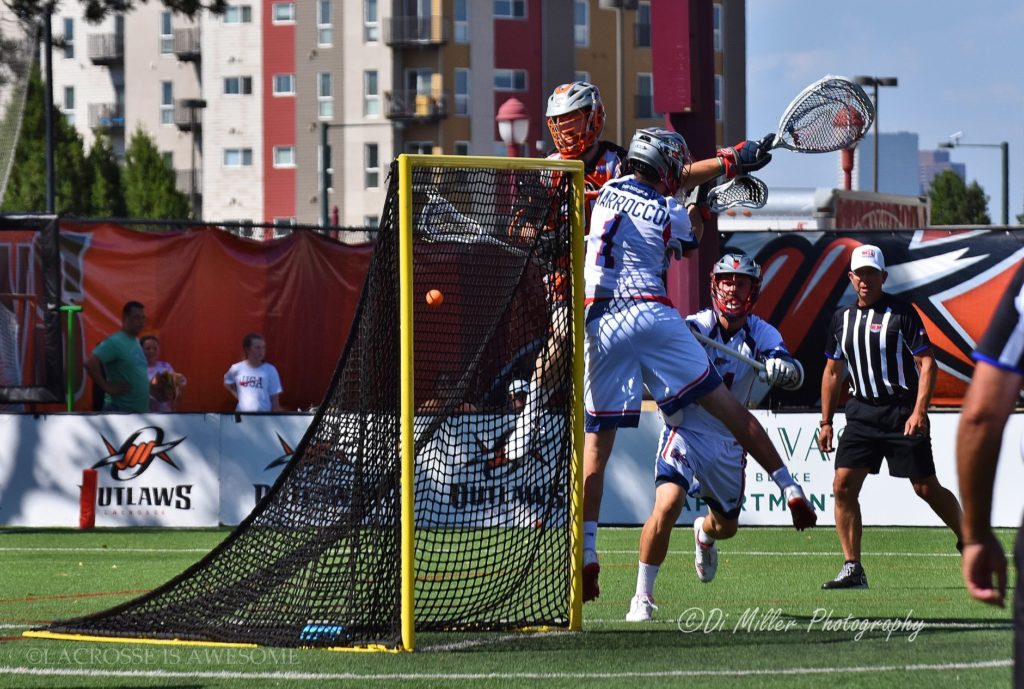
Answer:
[
  {"left": 545, "top": 81, "right": 605, "bottom": 158},
  {"left": 626, "top": 127, "right": 693, "bottom": 196},
  {"left": 711, "top": 252, "right": 762, "bottom": 319}
]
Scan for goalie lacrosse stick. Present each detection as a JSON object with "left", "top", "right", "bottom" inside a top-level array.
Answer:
[
  {"left": 705, "top": 175, "right": 769, "bottom": 213},
  {"left": 762, "top": 75, "right": 875, "bottom": 154}
]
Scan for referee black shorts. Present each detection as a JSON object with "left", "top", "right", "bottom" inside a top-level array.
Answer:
[{"left": 834, "top": 398, "right": 936, "bottom": 481}]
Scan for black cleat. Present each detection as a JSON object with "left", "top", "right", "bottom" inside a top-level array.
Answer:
[{"left": 822, "top": 561, "right": 868, "bottom": 590}]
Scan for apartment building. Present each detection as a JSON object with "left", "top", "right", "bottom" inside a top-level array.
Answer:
[{"left": 47, "top": 0, "right": 744, "bottom": 227}]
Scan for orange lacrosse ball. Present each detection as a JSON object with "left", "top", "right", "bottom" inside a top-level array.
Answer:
[{"left": 426, "top": 289, "right": 444, "bottom": 307}]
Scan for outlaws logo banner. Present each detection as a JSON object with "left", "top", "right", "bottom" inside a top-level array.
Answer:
[{"left": 721, "top": 228, "right": 1024, "bottom": 407}]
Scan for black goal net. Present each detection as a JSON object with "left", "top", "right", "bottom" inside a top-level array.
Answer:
[{"left": 35, "top": 155, "right": 584, "bottom": 650}]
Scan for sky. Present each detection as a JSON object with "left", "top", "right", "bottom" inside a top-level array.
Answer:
[{"left": 745, "top": 0, "right": 1024, "bottom": 223}]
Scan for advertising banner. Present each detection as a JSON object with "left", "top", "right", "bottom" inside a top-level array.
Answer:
[{"left": 3, "top": 411, "right": 1023, "bottom": 528}]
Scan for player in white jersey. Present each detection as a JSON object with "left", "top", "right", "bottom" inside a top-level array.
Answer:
[
  {"left": 625, "top": 253, "right": 807, "bottom": 622},
  {"left": 581, "top": 128, "right": 816, "bottom": 603}
]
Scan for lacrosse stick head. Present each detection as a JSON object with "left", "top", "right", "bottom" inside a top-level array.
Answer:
[
  {"left": 775, "top": 75, "right": 876, "bottom": 153},
  {"left": 705, "top": 175, "right": 769, "bottom": 214},
  {"left": 711, "top": 252, "right": 761, "bottom": 319}
]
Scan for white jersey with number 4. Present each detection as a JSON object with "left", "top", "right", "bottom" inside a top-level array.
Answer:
[
  {"left": 584, "top": 175, "right": 697, "bottom": 302},
  {"left": 678, "top": 308, "right": 792, "bottom": 435}
]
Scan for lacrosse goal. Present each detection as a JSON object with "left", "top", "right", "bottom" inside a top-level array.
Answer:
[{"left": 27, "top": 155, "right": 586, "bottom": 651}]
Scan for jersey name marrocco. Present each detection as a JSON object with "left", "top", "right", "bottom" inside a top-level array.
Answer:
[{"left": 594, "top": 184, "right": 669, "bottom": 224}]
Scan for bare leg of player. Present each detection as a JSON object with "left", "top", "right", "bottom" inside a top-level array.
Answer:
[{"left": 582, "top": 428, "right": 615, "bottom": 602}]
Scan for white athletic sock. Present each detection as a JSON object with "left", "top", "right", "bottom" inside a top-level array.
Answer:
[
  {"left": 697, "top": 519, "right": 715, "bottom": 546},
  {"left": 636, "top": 562, "right": 660, "bottom": 597},
  {"left": 583, "top": 521, "right": 598, "bottom": 555},
  {"left": 771, "top": 466, "right": 796, "bottom": 491}
]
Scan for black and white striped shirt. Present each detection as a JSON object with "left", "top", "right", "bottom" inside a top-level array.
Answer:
[
  {"left": 975, "top": 262, "right": 1024, "bottom": 373},
  {"left": 825, "top": 294, "right": 932, "bottom": 405}
]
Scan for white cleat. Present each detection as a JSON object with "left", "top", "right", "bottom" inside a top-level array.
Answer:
[
  {"left": 625, "top": 594, "right": 658, "bottom": 622},
  {"left": 693, "top": 517, "right": 718, "bottom": 583}
]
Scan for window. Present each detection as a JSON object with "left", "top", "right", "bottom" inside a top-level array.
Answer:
[
  {"left": 714, "top": 74, "right": 722, "bottom": 121},
  {"left": 160, "top": 81, "right": 173, "bottom": 124},
  {"left": 454, "top": 68, "right": 469, "bottom": 116},
  {"left": 317, "top": 0, "right": 332, "bottom": 46},
  {"left": 575, "top": 71, "right": 590, "bottom": 84},
  {"left": 636, "top": 73, "right": 655, "bottom": 119},
  {"left": 160, "top": 11, "right": 173, "bottom": 54},
  {"left": 364, "top": 143, "right": 379, "bottom": 188},
  {"left": 713, "top": 4, "right": 721, "bottom": 52},
  {"left": 574, "top": 0, "right": 588, "bottom": 47},
  {"left": 494, "top": 69, "right": 526, "bottom": 92},
  {"left": 363, "top": 70, "right": 379, "bottom": 117},
  {"left": 273, "top": 146, "right": 296, "bottom": 167},
  {"left": 405, "top": 141, "right": 433, "bottom": 155},
  {"left": 161, "top": 151, "right": 173, "bottom": 167},
  {"left": 636, "top": 2, "right": 651, "bottom": 47},
  {"left": 62, "top": 86, "right": 74, "bottom": 125},
  {"left": 454, "top": 0, "right": 468, "bottom": 43},
  {"left": 273, "top": 74, "right": 295, "bottom": 95},
  {"left": 407, "top": 68, "right": 433, "bottom": 95},
  {"left": 224, "top": 76, "right": 253, "bottom": 95},
  {"left": 454, "top": 141, "right": 469, "bottom": 156},
  {"left": 494, "top": 0, "right": 525, "bottom": 19},
  {"left": 364, "top": 0, "right": 378, "bottom": 42},
  {"left": 224, "top": 5, "right": 253, "bottom": 23},
  {"left": 62, "top": 18, "right": 74, "bottom": 58},
  {"left": 364, "top": 215, "right": 380, "bottom": 229},
  {"left": 223, "top": 148, "right": 254, "bottom": 167},
  {"left": 272, "top": 2, "right": 294, "bottom": 22},
  {"left": 318, "top": 71, "right": 333, "bottom": 118}
]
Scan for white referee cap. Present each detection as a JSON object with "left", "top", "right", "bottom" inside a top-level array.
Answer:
[
  {"left": 508, "top": 379, "right": 529, "bottom": 397},
  {"left": 851, "top": 244, "right": 885, "bottom": 272}
]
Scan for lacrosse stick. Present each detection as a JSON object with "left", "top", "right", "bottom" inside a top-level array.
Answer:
[
  {"left": 705, "top": 175, "right": 768, "bottom": 213},
  {"left": 692, "top": 331, "right": 804, "bottom": 388},
  {"left": 762, "top": 74, "right": 875, "bottom": 154}
]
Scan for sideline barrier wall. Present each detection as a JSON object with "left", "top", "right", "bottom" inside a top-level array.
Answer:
[{"left": 1, "top": 411, "right": 1021, "bottom": 527}]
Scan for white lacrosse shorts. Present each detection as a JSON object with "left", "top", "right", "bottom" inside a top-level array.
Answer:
[
  {"left": 655, "top": 423, "right": 746, "bottom": 519},
  {"left": 584, "top": 299, "right": 721, "bottom": 432}
]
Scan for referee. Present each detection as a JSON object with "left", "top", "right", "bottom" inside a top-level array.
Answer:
[{"left": 817, "top": 244, "right": 963, "bottom": 589}]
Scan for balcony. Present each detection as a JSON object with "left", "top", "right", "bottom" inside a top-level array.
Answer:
[
  {"left": 87, "top": 33, "right": 124, "bottom": 65},
  {"left": 386, "top": 91, "right": 447, "bottom": 122},
  {"left": 173, "top": 98, "right": 206, "bottom": 131},
  {"left": 175, "top": 168, "right": 203, "bottom": 196},
  {"left": 384, "top": 15, "right": 448, "bottom": 47},
  {"left": 173, "top": 28, "right": 200, "bottom": 61},
  {"left": 88, "top": 102, "right": 125, "bottom": 130}
]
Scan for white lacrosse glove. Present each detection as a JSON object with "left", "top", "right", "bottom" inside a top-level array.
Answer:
[
  {"left": 762, "top": 357, "right": 803, "bottom": 390},
  {"left": 665, "top": 237, "right": 683, "bottom": 261}
]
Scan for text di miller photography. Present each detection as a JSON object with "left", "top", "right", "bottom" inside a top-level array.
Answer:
[{"left": 677, "top": 606, "right": 926, "bottom": 642}]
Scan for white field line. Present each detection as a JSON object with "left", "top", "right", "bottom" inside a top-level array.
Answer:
[
  {"left": 0, "top": 659, "right": 1012, "bottom": 682},
  {"left": 0, "top": 546, "right": 961, "bottom": 557},
  {"left": 421, "top": 630, "right": 569, "bottom": 652}
]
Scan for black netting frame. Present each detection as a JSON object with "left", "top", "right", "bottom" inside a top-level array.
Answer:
[{"left": 35, "top": 157, "right": 581, "bottom": 650}]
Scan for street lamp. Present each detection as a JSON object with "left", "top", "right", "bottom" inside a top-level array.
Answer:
[
  {"left": 938, "top": 136, "right": 1009, "bottom": 225},
  {"left": 853, "top": 75, "right": 898, "bottom": 193},
  {"left": 496, "top": 97, "right": 530, "bottom": 158}
]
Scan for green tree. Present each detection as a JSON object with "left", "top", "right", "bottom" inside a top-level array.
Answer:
[
  {"left": 122, "top": 126, "right": 189, "bottom": 219},
  {"left": 6, "top": 0, "right": 226, "bottom": 22},
  {"left": 928, "top": 170, "right": 991, "bottom": 225},
  {"left": 87, "top": 132, "right": 125, "bottom": 216},
  {"left": 2, "top": 63, "right": 91, "bottom": 214}
]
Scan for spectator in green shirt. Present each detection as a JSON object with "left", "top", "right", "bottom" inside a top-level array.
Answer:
[{"left": 84, "top": 301, "right": 150, "bottom": 412}]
